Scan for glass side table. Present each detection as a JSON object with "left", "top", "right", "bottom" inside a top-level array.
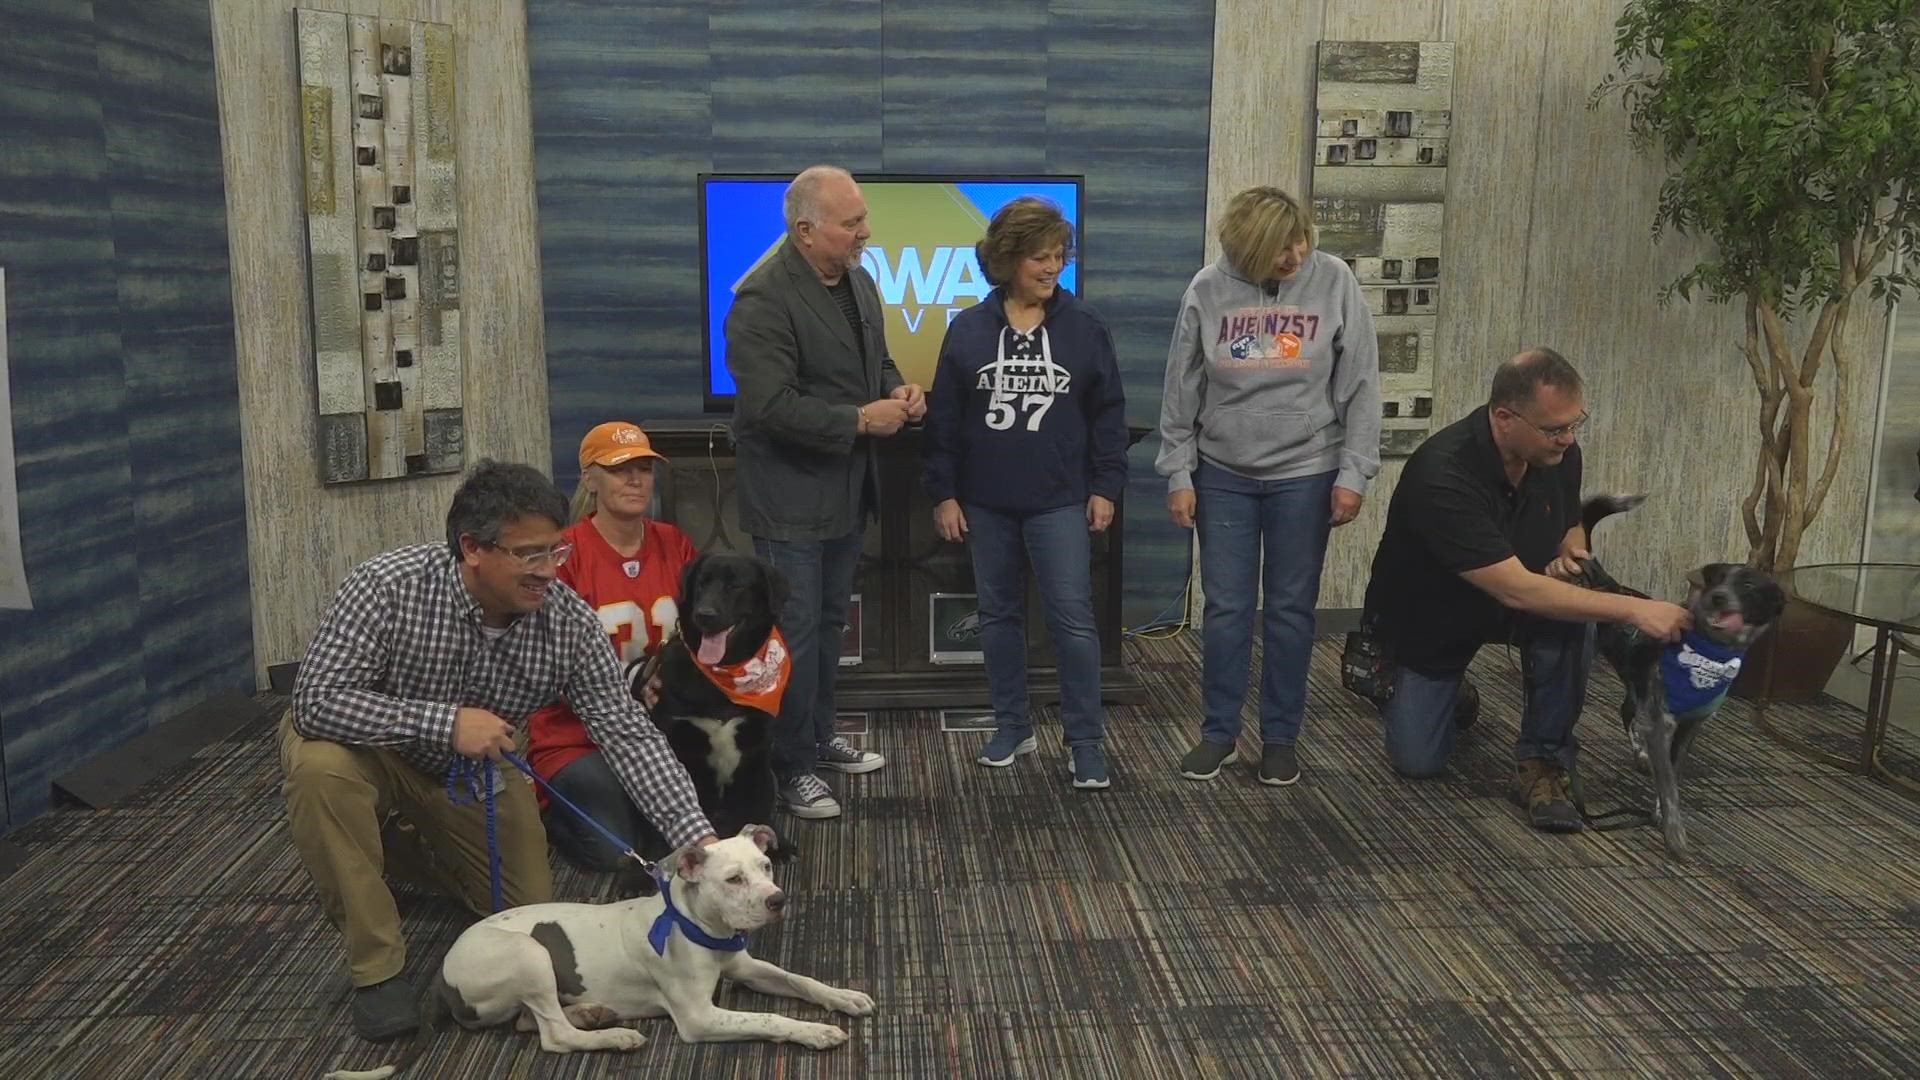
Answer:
[{"left": 1752, "top": 562, "right": 1920, "bottom": 798}]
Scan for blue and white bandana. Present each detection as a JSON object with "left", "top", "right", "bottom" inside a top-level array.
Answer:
[{"left": 1658, "top": 631, "right": 1746, "bottom": 717}]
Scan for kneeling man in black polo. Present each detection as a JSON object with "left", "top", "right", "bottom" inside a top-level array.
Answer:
[{"left": 1359, "top": 349, "right": 1689, "bottom": 831}]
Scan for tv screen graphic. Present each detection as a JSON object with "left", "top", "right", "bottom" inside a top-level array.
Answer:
[{"left": 699, "top": 174, "right": 1084, "bottom": 409}]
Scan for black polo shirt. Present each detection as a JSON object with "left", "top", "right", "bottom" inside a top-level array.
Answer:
[{"left": 1362, "top": 405, "right": 1581, "bottom": 673}]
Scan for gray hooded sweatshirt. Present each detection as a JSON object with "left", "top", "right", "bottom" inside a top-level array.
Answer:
[{"left": 1154, "top": 251, "right": 1381, "bottom": 494}]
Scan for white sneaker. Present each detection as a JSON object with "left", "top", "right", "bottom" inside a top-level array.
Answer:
[
  {"left": 780, "top": 774, "right": 842, "bottom": 820},
  {"left": 817, "top": 736, "right": 886, "bottom": 774}
]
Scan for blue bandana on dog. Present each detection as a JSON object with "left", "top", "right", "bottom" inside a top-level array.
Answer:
[{"left": 1659, "top": 631, "right": 1746, "bottom": 718}]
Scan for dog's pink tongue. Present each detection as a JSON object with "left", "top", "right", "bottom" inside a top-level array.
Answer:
[{"left": 697, "top": 629, "right": 731, "bottom": 665}]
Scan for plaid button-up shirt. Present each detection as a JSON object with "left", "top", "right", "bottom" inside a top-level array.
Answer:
[{"left": 291, "top": 543, "right": 712, "bottom": 848}]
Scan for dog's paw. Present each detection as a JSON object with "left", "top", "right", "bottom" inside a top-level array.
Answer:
[
  {"left": 1661, "top": 821, "right": 1692, "bottom": 860},
  {"left": 819, "top": 987, "right": 874, "bottom": 1016},
  {"left": 596, "top": 1026, "right": 647, "bottom": 1052},
  {"left": 789, "top": 1021, "right": 850, "bottom": 1050}
]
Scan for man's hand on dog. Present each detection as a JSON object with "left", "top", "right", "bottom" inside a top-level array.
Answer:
[
  {"left": 1546, "top": 545, "right": 1590, "bottom": 581},
  {"left": 1330, "top": 485, "right": 1363, "bottom": 527},
  {"left": 454, "top": 707, "right": 516, "bottom": 760},
  {"left": 933, "top": 499, "right": 968, "bottom": 542},
  {"left": 1629, "top": 598, "right": 1692, "bottom": 642}
]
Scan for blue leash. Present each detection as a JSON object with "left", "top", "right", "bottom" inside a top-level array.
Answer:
[
  {"left": 445, "top": 750, "right": 652, "bottom": 913},
  {"left": 443, "top": 757, "right": 504, "bottom": 913}
]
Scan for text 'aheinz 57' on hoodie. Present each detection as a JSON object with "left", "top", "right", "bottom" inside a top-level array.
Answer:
[
  {"left": 922, "top": 286, "right": 1129, "bottom": 515},
  {"left": 1154, "top": 250, "right": 1381, "bottom": 495}
]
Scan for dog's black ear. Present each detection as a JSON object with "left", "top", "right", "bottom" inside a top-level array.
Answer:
[
  {"left": 678, "top": 554, "right": 705, "bottom": 607},
  {"left": 1755, "top": 586, "right": 1788, "bottom": 626},
  {"left": 758, "top": 559, "right": 790, "bottom": 616},
  {"left": 1744, "top": 575, "right": 1788, "bottom": 625},
  {"left": 1686, "top": 563, "right": 1734, "bottom": 593}
]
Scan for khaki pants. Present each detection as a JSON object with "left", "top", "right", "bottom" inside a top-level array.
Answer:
[{"left": 277, "top": 711, "right": 554, "bottom": 986}]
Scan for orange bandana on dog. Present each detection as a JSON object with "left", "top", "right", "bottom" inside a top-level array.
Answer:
[{"left": 687, "top": 628, "right": 791, "bottom": 714}]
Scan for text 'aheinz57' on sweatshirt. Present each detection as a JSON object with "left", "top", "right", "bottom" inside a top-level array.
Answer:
[
  {"left": 922, "top": 286, "right": 1130, "bottom": 515},
  {"left": 1154, "top": 250, "right": 1381, "bottom": 495}
]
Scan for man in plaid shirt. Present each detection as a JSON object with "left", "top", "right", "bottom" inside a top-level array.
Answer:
[{"left": 279, "top": 460, "right": 716, "bottom": 1042}]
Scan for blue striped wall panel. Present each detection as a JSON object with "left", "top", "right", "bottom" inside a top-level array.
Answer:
[
  {"left": 526, "top": 0, "right": 1215, "bottom": 624},
  {"left": 529, "top": 0, "right": 716, "bottom": 461},
  {"left": 0, "top": 0, "right": 250, "bottom": 830},
  {"left": 0, "top": 0, "right": 143, "bottom": 829},
  {"left": 879, "top": 0, "right": 1049, "bottom": 174},
  {"left": 1044, "top": 2, "right": 1215, "bottom": 624},
  {"left": 708, "top": 1, "right": 884, "bottom": 174},
  {"left": 97, "top": 0, "right": 251, "bottom": 728}
]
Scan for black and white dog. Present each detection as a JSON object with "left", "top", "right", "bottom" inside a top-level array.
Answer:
[
  {"left": 1579, "top": 495, "right": 1787, "bottom": 857},
  {"left": 623, "top": 553, "right": 794, "bottom": 863},
  {"left": 322, "top": 827, "right": 873, "bottom": 1079}
]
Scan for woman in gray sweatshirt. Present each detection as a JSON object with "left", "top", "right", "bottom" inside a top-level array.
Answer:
[{"left": 1154, "top": 186, "right": 1381, "bottom": 786}]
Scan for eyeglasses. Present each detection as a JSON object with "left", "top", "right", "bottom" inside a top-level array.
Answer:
[
  {"left": 1507, "top": 409, "right": 1590, "bottom": 441},
  {"left": 481, "top": 540, "right": 575, "bottom": 570}
]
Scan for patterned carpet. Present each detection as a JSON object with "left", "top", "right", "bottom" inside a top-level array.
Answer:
[{"left": 2, "top": 634, "right": 1918, "bottom": 1079}]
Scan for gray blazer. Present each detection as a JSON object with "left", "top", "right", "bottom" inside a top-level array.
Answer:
[{"left": 726, "top": 238, "right": 904, "bottom": 541}]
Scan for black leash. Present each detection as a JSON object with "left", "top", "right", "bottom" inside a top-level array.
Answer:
[{"left": 1566, "top": 762, "right": 1654, "bottom": 831}]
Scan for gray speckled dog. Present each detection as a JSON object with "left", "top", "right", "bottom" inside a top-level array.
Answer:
[{"left": 1581, "top": 495, "right": 1787, "bottom": 858}]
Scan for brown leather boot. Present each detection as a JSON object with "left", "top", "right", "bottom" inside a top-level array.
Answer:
[{"left": 1512, "top": 758, "right": 1583, "bottom": 833}]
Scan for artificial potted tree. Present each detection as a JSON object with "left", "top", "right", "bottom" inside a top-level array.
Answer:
[{"left": 1593, "top": 0, "right": 1920, "bottom": 698}]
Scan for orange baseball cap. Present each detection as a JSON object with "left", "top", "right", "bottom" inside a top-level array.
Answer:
[{"left": 578, "top": 421, "right": 668, "bottom": 470}]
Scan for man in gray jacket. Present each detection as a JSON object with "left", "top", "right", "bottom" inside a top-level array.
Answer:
[{"left": 726, "top": 164, "right": 925, "bottom": 820}]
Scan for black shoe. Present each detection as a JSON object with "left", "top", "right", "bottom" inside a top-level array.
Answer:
[
  {"left": 352, "top": 976, "right": 419, "bottom": 1041},
  {"left": 1454, "top": 678, "right": 1480, "bottom": 732},
  {"left": 1178, "top": 740, "right": 1239, "bottom": 780},
  {"left": 1258, "top": 743, "right": 1300, "bottom": 787}
]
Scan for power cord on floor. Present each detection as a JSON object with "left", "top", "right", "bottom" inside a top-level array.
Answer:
[{"left": 1123, "top": 529, "right": 1195, "bottom": 640}]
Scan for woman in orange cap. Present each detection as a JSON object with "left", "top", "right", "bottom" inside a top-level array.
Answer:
[{"left": 524, "top": 421, "right": 700, "bottom": 871}]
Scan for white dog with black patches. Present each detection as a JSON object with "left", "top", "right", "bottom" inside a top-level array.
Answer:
[{"left": 324, "top": 825, "right": 872, "bottom": 1079}]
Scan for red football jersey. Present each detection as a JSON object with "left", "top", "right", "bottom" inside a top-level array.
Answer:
[{"left": 524, "top": 515, "right": 698, "bottom": 801}]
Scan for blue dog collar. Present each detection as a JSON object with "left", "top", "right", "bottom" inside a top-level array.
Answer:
[{"left": 648, "top": 876, "right": 748, "bottom": 955}]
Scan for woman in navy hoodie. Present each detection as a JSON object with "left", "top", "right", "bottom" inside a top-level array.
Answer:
[{"left": 922, "top": 197, "right": 1130, "bottom": 790}]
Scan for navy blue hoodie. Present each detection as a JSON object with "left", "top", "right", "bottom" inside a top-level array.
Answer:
[{"left": 922, "top": 286, "right": 1129, "bottom": 514}]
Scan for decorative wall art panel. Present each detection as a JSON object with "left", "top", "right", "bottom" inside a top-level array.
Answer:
[
  {"left": 1311, "top": 40, "right": 1452, "bottom": 456},
  {"left": 295, "top": 9, "right": 462, "bottom": 483}
]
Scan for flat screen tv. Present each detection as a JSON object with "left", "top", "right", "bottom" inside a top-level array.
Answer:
[{"left": 698, "top": 173, "right": 1084, "bottom": 412}]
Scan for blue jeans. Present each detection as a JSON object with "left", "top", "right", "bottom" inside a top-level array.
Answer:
[
  {"left": 754, "top": 526, "right": 865, "bottom": 781},
  {"left": 963, "top": 502, "right": 1105, "bottom": 748},
  {"left": 1381, "top": 616, "right": 1595, "bottom": 777},
  {"left": 541, "top": 751, "right": 648, "bottom": 871},
  {"left": 1195, "top": 461, "right": 1335, "bottom": 747}
]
